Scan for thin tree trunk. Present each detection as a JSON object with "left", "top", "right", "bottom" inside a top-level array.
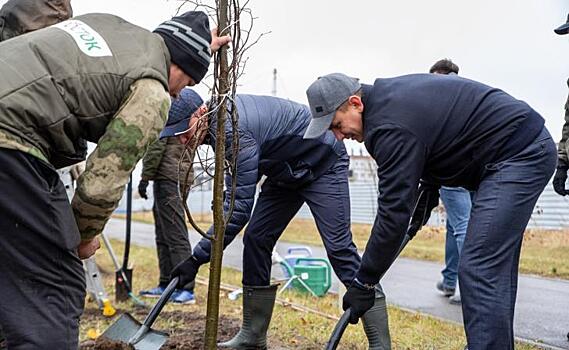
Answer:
[{"left": 204, "top": 0, "right": 230, "bottom": 348}]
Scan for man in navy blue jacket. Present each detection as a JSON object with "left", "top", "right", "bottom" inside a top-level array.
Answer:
[
  {"left": 160, "top": 89, "right": 391, "bottom": 350},
  {"left": 304, "top": 73, "right": 556, "bottom": 350}
]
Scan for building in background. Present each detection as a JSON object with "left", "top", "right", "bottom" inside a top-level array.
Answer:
[
  {"left": 191, "top": 159, "right": 214, "bottom": 192},
  {"left": 348, "top": 149, "right": 377, "bottom": 183}
]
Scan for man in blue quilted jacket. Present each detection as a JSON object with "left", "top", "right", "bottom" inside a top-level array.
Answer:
[{"left": 161, "top": 88, "right": 392, "bottom": 350}]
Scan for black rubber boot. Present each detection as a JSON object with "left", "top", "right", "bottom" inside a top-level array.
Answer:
[
  {"left": 361, "top": 285, "right": 392, "bottom": 350},
  {"left": 218, "top": 284, "right": 278, "bottom": 349}
]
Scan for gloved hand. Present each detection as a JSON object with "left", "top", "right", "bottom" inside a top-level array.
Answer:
[
  {"left": 409, "top": 182, "right": 440, "bottom": 235},
  {"left": 171, "top": 256, "right": 200, "bottom": 289},
  {"left": 138, "top": 179, "right": 149, "bottom": 200},
  {"left": 342, "top": 279, "right": 376, "bottom": 324},
  {"left": 553, "top": 166, "right": 569, "bottom": 196}
]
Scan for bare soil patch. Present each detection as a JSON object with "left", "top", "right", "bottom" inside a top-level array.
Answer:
[{"left": 80, "top": 309, "right": 241, "bottom": 350}]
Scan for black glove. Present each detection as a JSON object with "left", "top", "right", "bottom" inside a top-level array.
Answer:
[
  {"left": 409, "top": 182, "right": 440, "bottom": 235},
  {"left": 553, "top": 166, "right": 569, "bottom": 196},
  {"left": 171, "top": 256, "right": 200, "bottom": 289},
  {"left": 138, "top": 179, "right": 149, "bottom": 200},
  {"left": 342, "top": 279, "right": 376, "bottom": 324}
]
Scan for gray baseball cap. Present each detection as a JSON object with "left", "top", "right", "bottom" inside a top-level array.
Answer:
[{"left": 304, "top": 73, "right": 361, "bottom": 139}]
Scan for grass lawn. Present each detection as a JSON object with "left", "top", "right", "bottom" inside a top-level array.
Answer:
[
  {"left": 81, "top": 238, "right": 542, "bottom": 349},
  {"left": 120, "top": 211, "right": 569, "bottom": 280}
]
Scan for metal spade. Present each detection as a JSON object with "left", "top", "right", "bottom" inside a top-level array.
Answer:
[{"left": 100, "top": 277, "right": 179, "bottom": 349}]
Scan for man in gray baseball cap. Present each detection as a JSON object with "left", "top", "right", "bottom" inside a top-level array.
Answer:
[
  {"left": 304, "top": 73, "right": 362, "bottom": 139},
  {"left": 305, "top": 72, "right": 556, "bottom": 350}
]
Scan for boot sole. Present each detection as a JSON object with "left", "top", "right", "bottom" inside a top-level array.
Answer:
[{"left": 139, "top": 294, "right": 162, "bottom": 299}]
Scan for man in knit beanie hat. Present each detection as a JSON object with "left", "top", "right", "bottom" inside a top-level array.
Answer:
[
  {"left": 154, "top": 11, "right": 212, "bottom": 85},
  {"left": 0, "top": 9, "right": 228, "bottom": 348}
]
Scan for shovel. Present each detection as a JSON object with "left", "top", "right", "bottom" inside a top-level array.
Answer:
[
  {"left": 100, "top": 232, "right": 146, "bottom": 307},
  {"left": 115, "top": 175, "right": 136, "bottom": 303},
  {"left": 100, "top": 277, "right": 179, "bottom": 350},
  {"left": 325, "top": 188, "right": 434, "bottom": 350}
]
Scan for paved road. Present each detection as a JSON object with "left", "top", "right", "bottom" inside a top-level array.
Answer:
[{"left": 104, "top": 218, "right": 569, "bottom": 349}]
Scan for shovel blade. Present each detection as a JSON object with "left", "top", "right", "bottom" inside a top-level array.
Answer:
[
  {"left": 101, "top": 313, "right": 169, "bottom": 350},
  {"left": 131, "top": 330, "right": 169, "bottom": 350},
  {"left": 101, "top": 313, "right": 140, "bottom": 342}
]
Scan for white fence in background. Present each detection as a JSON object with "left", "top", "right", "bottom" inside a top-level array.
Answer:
[{"left": 118, "top": 181, "right": 569, "bottom": 230}]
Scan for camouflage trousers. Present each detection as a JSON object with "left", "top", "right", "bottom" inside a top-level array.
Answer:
[{"left": 0, "top": 149, "right": 85, "bottom": 350}]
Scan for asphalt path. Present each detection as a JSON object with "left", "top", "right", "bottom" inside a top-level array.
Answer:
[{"left": 103, "top": 218, "right": 569, "bottom": 349}]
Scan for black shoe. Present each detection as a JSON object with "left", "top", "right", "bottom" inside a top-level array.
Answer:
[{"left": 436, "top": 281, "right": 455, "bottom": 297}]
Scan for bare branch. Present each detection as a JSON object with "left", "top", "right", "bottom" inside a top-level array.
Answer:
[
  {"left": 169, "top": 2, "right": 268, "bottom": 345},
  {"left": 178, "top": 127, "right": 213, "bottom": 240}
]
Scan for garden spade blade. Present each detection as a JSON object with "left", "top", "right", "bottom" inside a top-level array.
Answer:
[
  {"left": 101, "top": 313, "right": 168, "bottom": 350},
  {"left": 101, "top": 277, "right": 178, "bottom": 350}
]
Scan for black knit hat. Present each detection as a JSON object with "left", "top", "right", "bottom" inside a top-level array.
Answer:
[{"left": 154, "top": 11, "right": 212, "bottom": 83}]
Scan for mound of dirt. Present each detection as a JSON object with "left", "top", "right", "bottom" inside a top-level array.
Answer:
[
  {"left": 80, "top": 310, "right": 241, "bottom": 350},
  {"left": 159, "top": 310, "right": 241, "bottom": 349},
  {"left": 83, "top": 338, "right": 135, "bottom": 350}
]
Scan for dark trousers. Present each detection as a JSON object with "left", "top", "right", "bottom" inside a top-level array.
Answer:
[
  {"left": 242, "top": 158, "right": 361, "bottom": 287},
  {"left": 153, "top": 179, "right": 193, "bottom": 291},
  {"left": 0, "top": 149, "right": 85, "bottom": 350},
  {"left": 460, "top": 128, "right": 556, "bottom": 350}
]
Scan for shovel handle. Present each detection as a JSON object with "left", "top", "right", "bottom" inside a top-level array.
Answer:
[
  {"left": 324, "top": 187, "right": 429, "bottom": 349},
  {"left": 142, "top": 277, "right": 178, "bottom": 328},
  {"left": 325, "top": 308, "right": 351, "bottom": 350},
  {"left": 129, "top": 277, "right": 179, "bottom": 345}
]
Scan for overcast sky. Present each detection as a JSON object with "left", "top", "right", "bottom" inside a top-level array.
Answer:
[{"left": 2, "top": 0, "right": 569, "bottom": 152}]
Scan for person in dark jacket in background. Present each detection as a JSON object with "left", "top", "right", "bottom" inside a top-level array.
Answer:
[
  {"left": 161, "top": 88, "right": 392, "bottom": 350},
  {"left": 552, "top": 14, "right": 569, "bottom": 196},
  {"left": 138, "top": 108, "right": 198, "bottom": 304},
  {"left": 304, "top": 73, "right": 556, "bottom": 350}
]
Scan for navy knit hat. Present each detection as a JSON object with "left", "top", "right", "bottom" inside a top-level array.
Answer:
[
  {"left": 154, "top": 11, "right": 212, "bottom": 83},
  {"left": 160, "top": 88, "right": 204, "bottom": 139}
]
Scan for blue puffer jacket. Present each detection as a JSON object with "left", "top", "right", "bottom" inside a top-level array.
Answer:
[{"left": 192, "top": 94, "right": 346, "bottom": 264}]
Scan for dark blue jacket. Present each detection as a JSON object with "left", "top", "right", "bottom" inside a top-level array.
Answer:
[
  {"left": 193, "top": 94, "right": 346, "bottom": 264},
  {"left": 356, "top": 74, "right": 545, "bottom": 284}
]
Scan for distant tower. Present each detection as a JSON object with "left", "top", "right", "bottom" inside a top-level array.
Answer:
[{"left": 271, "top": 68, "right": 277, "bottom": 97}]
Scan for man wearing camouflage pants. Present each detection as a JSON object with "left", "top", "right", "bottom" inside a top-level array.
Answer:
[{"left": 0, "top": 8, "right": 228, "bottom": 348}]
